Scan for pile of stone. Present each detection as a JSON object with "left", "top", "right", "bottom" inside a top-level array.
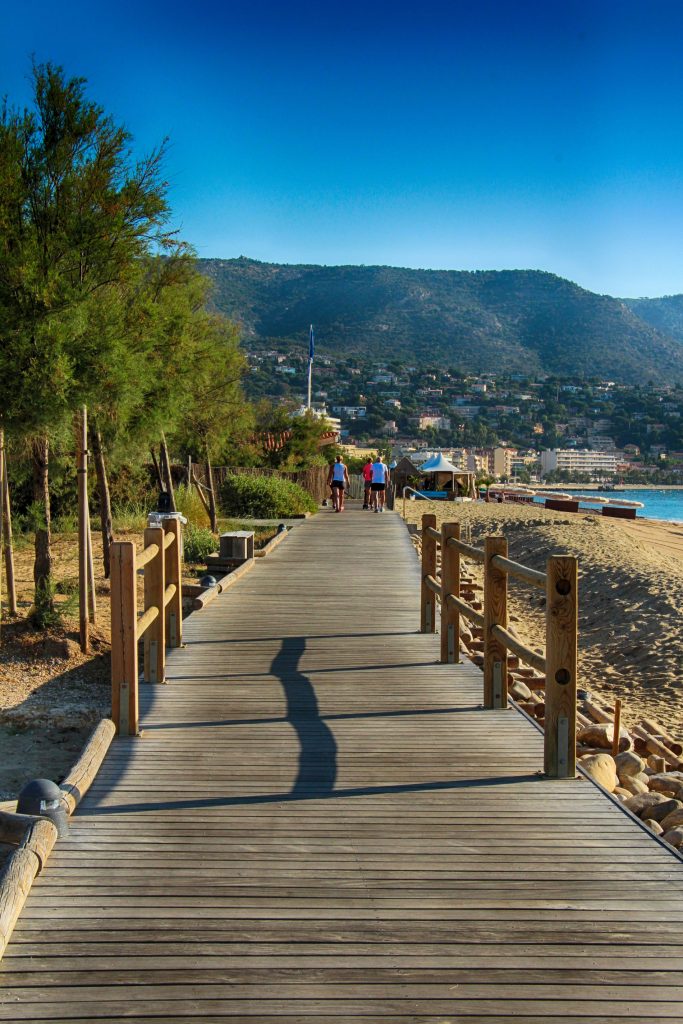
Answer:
[{"left": 576, "top": 709, "right": 683, "bottom": 850}]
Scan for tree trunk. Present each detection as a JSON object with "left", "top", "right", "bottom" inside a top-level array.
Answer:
[
  {"left": 150, "top": 446, "right": 164, "bottom": 492},
  {"left": 32, "top": 436, "right": 53, "bottom": 600},
  {"left": 91, "top": 427, "right": 113, "bottom": 579},
  {"left": 159, "top": 434, "right": 177, "bottom": 512},
  {"left": 205, "top": 448, "right": 218, "bottom": 533}
]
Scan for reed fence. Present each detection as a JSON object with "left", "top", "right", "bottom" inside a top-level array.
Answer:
[
  {"left": 189, "top": 464, "right": 330, "bottom": 504},
  {"left": 110, "top": 518, "right": 182, "bottom": 737},
  {"left": 420, "top": 513, "right": 578, "bottom": 779}
]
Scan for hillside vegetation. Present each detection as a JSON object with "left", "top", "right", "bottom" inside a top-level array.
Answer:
[
  {"left": 200, "top": 257, "right": 683, "bottom": 383},
  {"left": 624, "top": 294, "right": 683, "bottom": 347}
]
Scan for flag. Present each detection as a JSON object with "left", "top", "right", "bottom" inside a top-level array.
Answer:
[{"left": 309, "top": 324, "right": 315, "bottom": 362}]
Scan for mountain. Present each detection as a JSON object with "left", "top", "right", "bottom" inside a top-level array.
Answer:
[
  {"left": 199, "top": 257, "right": 683, "bottom": 382},
  {"left": 623, "top": 294, "right": 683, "bottom": 348}
]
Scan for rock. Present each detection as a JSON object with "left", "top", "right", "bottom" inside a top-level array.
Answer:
[
  {"left": 645, "top": 798, "right": 683, "bottom": 824},
  {"left": 510, "top": 680, "right": 532, "bottom": 701},
  {"left": 577, "top": 723, "right": 631, "bottom": 752},
  {"left": 620, "top": 776, "right": 649, "bottom": 796},
  {"left": 580, "top": 753, "right": 617, "bottom": 792},
  {"left": 615, "top": 751, "right": 645, "bottom": 781},
  {"left": 636, "top": 772, "right": 651, "bottom": 786},
  {"left": 613, "top": 786, "right": 630, "bottom": 800},
  {"left": 648, "top": 773, "right": 683, "bottom": 799},
  {"left": 643, "top": 818, "right": 664, "bottom": 835},
  {"left": 661, "top": 827, "right": 683, "bottom": 849},
  {"left": 660, "top": 807, "right": 683, "bottom": 832},
  {"left": 623, "top": 792, "right": 670, "bottom": 818}
]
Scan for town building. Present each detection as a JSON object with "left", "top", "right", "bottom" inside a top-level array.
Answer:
[{"left": 540, "top": 449, "right": 620, "bottom": 478}]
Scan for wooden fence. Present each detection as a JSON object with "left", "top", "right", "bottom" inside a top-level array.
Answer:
[
  {"left": 420, "top": 513, "right": 578, "bottom": 779},
  {"left": 190, "top": 465, "right": 330, "bottom": 504},
  {"left": 110, "top": 518, "right": 182, "bottom": 737}
]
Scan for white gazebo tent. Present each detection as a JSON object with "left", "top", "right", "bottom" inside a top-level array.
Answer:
[{"left": 419, "top": 452, "right": 468, "bottom": 494}]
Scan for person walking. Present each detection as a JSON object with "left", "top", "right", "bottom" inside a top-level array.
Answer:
[
  {"left": 327, "top": 455, "right": 350, "bottom": 512},
  {"left": 362, "top": 458, "right": 373, "bottom": 509},
  {"left": 370, "top": 455, "right": 390, "bottom": 512}
]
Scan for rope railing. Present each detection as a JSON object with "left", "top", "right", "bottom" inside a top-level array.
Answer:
[
  {"left": 420, "top": 513, "right": 578, "bottom": 779},
  {"left": 110, "top": 518, "right": 183, "bottom": 737}
]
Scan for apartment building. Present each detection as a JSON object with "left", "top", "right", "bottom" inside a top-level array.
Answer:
[{"left": 540, "top": 449, "right": 620, "bottom": 477}]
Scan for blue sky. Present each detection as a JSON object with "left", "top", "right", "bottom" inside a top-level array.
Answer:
[{"left": 2, "top": 0, "right": 683, "bottom": 297}]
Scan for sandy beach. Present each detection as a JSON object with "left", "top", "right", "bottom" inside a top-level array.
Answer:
[{"left": 402, "top": 499, "right": 683, "bottom": 738}]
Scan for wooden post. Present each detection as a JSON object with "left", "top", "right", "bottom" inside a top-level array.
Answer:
[
  {"left": 143, "top": 525, "right": 165, "bottom": 683},
  {"left": 77, "top": 406, "right": 89, "bottom": 653},
  {"left": 86, "top": 512, "right": 96, "bottom": 622},
  {"left": 420, "top": 513, "right": 437, "bottom": 633},
  {"left": 484, "top": 536, "right": 508, "bottom": 709},
  {"left": 159, "top": 433, "right": 177, "bottom": 512},
  {"left": 1, "top": 444, "right": 17, "bottom": 616},
  {"left": 205, "top": 450, "right": 218, "bottom": 533},
  {"left": 164, "top": 518, "right": 182, "bottom": 649},
  {"left": 91, "top": 426, "right": 114, "bottom": 579},
  {"left": 150, "top": 446, "right": 164, "bottom": 492},
  {"left": 110, "top": 541, "right": 138, "bottom": 737},
  {"left": 544, "top": 555, "right": 578, "bottom": 778},
  {"left": 440, "top": 522, "right": 460, "bottom": 664},
  {"left": 0, "top": 430, "right": 3, "bottom": 641},
  {"left": 611, "top": 699, "right": 622, "bottom": 759}
]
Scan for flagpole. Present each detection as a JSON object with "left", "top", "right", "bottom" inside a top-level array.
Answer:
[{"left": 307, "top": 324, "right": 314, "bottom": 410}]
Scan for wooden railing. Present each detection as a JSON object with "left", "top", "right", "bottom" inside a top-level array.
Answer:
[
  {"left": 110, "top": 519, "right": 183, "bottom": 737},
  {"left": 420, "top": 513, "right": 578, "bottom": 779}
]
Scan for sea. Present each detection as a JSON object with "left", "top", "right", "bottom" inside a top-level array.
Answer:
[{"left": 536, "top": 488, "right": 683, "bottom": 524}]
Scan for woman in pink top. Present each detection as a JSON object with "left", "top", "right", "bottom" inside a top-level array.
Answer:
[{"left": 362, "top": 459, "right": 373, "bottom": 509}]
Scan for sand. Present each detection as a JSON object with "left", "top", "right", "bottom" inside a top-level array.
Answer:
[{"left": 403, "top": 499, "right": 683, "bottom": 739}]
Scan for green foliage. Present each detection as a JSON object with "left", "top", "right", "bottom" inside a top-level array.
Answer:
[
  {"left": 256, "top": 405, "right": 340, "bottom": 470},
  {"left": 0, "top": 62, "right": 172, "bottom": 439},
  {"left": 183, "top": 524, "right": 216, "bottom": 564},
  {"left": 220, "top": 474, "right": 317, "bottom": 518}
]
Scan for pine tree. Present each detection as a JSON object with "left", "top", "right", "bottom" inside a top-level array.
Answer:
[{"left": 0, "top": 63, "right": 172, "bottom": 599}]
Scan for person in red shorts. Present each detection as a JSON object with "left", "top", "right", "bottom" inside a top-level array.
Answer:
[{"left": 362, "top": 458, "right": 373, "bottom": 509}]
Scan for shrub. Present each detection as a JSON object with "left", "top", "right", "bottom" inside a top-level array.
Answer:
[
  {"left": 183, "top": 524, "right": 216, "bottom": 564},
  {"left": 220, "top": 474, "right": 317, "bottom": 518}
]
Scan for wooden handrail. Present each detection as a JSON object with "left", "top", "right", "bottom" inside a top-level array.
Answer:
[
  {"left": 110, "top": 516, "right": 184, "bottom": 736},
  {"left": 446, "top": 535, "right": 485, "bottom": 563},
  {"left": 446, "top": 593, "right": 484, "bottom": 629},
  {"left": 491, "top": 554, "right": 546, "bottom": 589},
  {"left": 424, "top": 574, "right": 441, "bottom": 597},
  {"left": 491, "top": 624, "right": 546, "bottom": 674},
  {"left": 420, "top": 513, "right": 579, "bottom": 779},
  {"left": 136, "top": 604, "right": 159, "bottom": 640},
  {"left": 136, "top": 543, "right": 160, "bottom": 571}
]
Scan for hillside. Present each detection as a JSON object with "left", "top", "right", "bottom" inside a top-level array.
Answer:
[
  {"left": 624, "top": 294, "right": 683, "bottom": 347},
  {"left": 200, "top": 258, "right": 683, "bottom": 383}
]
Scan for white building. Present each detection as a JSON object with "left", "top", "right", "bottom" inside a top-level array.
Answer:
[{"left": 540, "top": 449, "right": 620, "bottom": 478}]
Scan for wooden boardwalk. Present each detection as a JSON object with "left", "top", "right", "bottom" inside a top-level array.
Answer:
[{"left": 2, "top": 506, "right": 683, "bottom": 1021}]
